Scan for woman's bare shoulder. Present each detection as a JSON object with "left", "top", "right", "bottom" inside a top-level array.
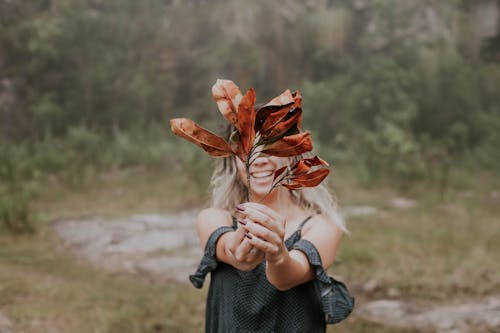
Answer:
[
  {"left": 196, "top": 208, "right": 234, "bottom": 250},
  {"left": 197, "top": 207, "right": 233, "bottom": 229},
  {"left": 303, "top": 213, "right": 342, "bottom": 236},
  {"left": 301, "top": 213, "right": 343, "bottom": 268}
]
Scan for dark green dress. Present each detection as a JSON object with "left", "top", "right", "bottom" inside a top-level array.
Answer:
[{"left": 190, "top": 216, "right": 354, "bottom": 333}]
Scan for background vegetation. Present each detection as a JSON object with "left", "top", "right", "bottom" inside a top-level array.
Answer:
[{"left": 0, "top": 1, "right": 499, "bottom": 332}]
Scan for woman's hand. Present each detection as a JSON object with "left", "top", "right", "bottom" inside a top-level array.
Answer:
[
  {"left": 224, "top": 224, "right": 265, "bottom": 271},
  {"left": 236, "top": 202, "right": 287, "bottom": 265}
]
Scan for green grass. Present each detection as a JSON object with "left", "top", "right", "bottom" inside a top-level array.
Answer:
[{"left": 1, "top": 165, "right": 499, "bottom": 332}]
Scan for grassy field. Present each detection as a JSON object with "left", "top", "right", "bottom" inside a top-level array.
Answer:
[{"left": 1, "top": 166, "right": 499, "bottom": 332}]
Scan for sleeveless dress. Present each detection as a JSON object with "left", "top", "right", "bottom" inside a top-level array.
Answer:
[{"left": 190, "top": 216, "right": 354, "bottom": 333}]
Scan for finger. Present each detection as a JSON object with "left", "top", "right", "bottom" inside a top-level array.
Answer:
[
  {"left": 226, "top": 224, "right": 247, "bottom": 253},
  {"left": 242, "top": 220, "right": 282, "bottom": 245},
  {"left": 243, "top": 202, "right": 282, "bottom": 222},
  {"left": 245, "top": 232, "right": 280, "bottom": 256},
  {"left": 246, "top": 248, "right": 265, "bottom": 263},
  {"left": 233, "top": 237, "right": 253, "bottom": 262},
  {"left": 240, "top": 207, "right": 284, "bottom": 238}
]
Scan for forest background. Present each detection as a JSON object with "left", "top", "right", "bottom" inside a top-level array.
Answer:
[
  {"left": 0, "top": 1, "right": 499, "bottom": 332},
  {"left": 2, "top": 1, "right": 500, "bottom": 225}
]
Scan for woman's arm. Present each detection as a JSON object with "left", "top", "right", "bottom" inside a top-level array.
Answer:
[
  {"left": 237, "top": 203, "right": 342, "bottom": 291},
  {"left": 266, "top": 215, "right": 342, "bottom": 290},
  {"left": 196, "top": 208, "right": 265, "bottom": 271}
]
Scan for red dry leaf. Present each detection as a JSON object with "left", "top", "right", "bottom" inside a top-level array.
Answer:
[
  {"left": 261, "top": 131, "right": 312, "bottom": 157},
  {"left": 170, "top": 118, "right": 233, "bottom": 157},
  {"left": 260, "top": 107, "right": 302, "bottom": 141},
  {"left": 212, "top": 79, "right": 243, "bottom": 131},
  {"left": 255, "top": 90, "right": 302, "bottom": 134},
  {"left": 237, "top": 88, "right": 256, "bottom": 158},
  {"left": 283, "top": 168, "right": 330, "bottom": 188},
  {"left": 277, "top": 156, "right": 330, "bottom": 190},
  {"left": 292, "top": 156, "right": 329, "bottom": 175},
  {"left": 273, "top": 165, "right": 288, "bottom": 180}
]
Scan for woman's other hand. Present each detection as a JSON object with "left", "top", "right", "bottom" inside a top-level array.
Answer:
[
  {"left": 224, "top": 225, "right": 265, "bottom": 271},
  {"left": 236, "top": 202, "right": 287, "bottom": 265},
  {"left": 196, "top": 208, "right": 264, "bottom": 272}
]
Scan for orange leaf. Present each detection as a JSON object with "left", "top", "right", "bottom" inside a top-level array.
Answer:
[
  {"left": 212, "top": 79, "right": 242, "bottom": 130},
  {"left": 290, "top": 168, "right": 330, "bottom": 187},
  {"left": 292, "top": 156, "right": 329, "bottom": 175},
  {"left": 237, "top": 88, "right": 256, "bottom": 156},
  {"left": 292, "top": 159, "right": 311, "bottom": 175},
  {"left": 265, "top": 89, "right": 295, "bottom": 107},
  {"left": 292, "top": 90, "right": 303, "bottom": 130},
  {"left": 261, "top": 132, "right": 312, "bottom": 157},
  {"left": 261, "top": 108, "right": 302, "bottom": 140},
  {"left": 273, "top": 165, "right": 288, "bottom": 181},
  {"left": 170, "top": 118, "right": 233, "bottom": 157},
  {"left": 282, "top": 182, "right": 303, "bottom": 190},
  {"left": 257, "top": 90, "right": 302, "bottom": 138}
]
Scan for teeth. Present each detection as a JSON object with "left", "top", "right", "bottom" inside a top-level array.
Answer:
[{"left": 251, "top": 171, "right": 273, "bottom": 178}]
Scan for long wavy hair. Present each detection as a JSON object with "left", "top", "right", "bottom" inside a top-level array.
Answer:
[{"left": 210, "top": 126, "right": 347, "bottom": 232}]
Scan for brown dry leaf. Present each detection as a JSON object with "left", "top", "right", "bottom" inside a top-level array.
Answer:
[
  {"left": 282, "top": 182, "right": 304, "bottom": 190},
  {"left": 289, "top": 168, "right": 330, "bottom": 187},
  {"left": 212, "top": 79, "right": 242, "bottom": 130},
  {"left": 265, "top": 89, "right": 294, "bottom": 107},
  {"left": 292, "top": 91, "right": 303, "bottom": 130},
  {"left": 257, "top": 90, "right": 302, "bottom": 138},
  {"left": 293, "top": 156, "right": 329, "bottom": 175},
  {"left": 262, "top": 131, "right": 312, "bottom": 157},
  {"left": 282, "top": 167, "right": 330, "bottom": 189},
  {"left": 170, "top": 118, "right": 233, "bottom": 157},
  {"left": 275, "top": 156, "right": 330, "bottom": 188},
  {"left": 261, "top": 108, "right": 302, "bottom": 140},
  {"left": 273, "top": 165, "right": 288, "bottom": 180},
  {"left": 237, "top": 88, "right": 256, "bottom": 157}
]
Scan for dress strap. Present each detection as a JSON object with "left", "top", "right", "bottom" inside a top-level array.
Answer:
[
  {"left": 299, "top": 215, "right": 313, "bottom": 233},
  {"left": 231, "top": 215, "right": 238, "bottom": 228},
  {"left": 297, "top": 215, "right": 314, "bottom": 238}
]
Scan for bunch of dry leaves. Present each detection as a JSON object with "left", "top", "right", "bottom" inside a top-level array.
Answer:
[{"left": 170, "top": 79, "right": 329, "bottom": 200}]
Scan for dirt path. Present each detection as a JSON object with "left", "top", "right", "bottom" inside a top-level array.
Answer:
[
  {"left": 52, "top": 209, "right": 500, "bottom": 333},
  {"left": 53, "top": 211, "right": 201, "bottom": 283}
]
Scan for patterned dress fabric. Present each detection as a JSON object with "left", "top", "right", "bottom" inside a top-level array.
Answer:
[{"left": 190, "top": 216, "right": 354, "bottom": 333}]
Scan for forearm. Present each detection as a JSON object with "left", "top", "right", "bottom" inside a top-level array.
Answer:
[
  {"left": 265, "top": 249, "right": 313, "bottom": 291},
  {"left": 215, "top": 232, "right": 233, "bottom": 263}
]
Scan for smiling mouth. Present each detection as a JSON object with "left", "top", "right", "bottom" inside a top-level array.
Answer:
[{"left": 250, "top": 170, "right": 274, "bottom": 179}]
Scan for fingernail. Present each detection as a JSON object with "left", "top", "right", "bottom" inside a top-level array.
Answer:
[
  {"left": 245, "top": 232, "right": 252, "bottom": 239},
  {"left": 236, "top": 204, "right": 245, "bottom": 212},
  {"left": 238, "top": 219, "right": 247, "bottom": 226}
]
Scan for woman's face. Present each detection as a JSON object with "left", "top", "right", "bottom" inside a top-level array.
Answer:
[{"left": 235, "top": 153, "right": 286, "bottom": 199}]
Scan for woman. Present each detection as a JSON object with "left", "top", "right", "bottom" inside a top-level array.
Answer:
[{"left": 189, "top": 136, "right": 353, "bottom": 332}]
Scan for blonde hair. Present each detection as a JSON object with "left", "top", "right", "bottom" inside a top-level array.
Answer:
[{"left": 210, "top": 153, "right": 347, "bottom": 232}]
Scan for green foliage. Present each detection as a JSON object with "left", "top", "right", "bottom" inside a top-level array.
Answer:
[
  {"left": 0, "top": 183, "right": 37, "bottom": 234},
  {"left": 0, "top": 146, "right": 38, "bottom": 234},
  {"left": 0, "top": 0, "right": 499, "bottom": 192}
]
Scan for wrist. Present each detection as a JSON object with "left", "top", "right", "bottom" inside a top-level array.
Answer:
[{"left": 267, "top": 248, "right": 289, "bottom": 267}]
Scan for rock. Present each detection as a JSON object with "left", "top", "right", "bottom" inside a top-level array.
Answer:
[
  {"left": 357, "top": 295, "right": 500, "bottom": 333},
  {"left": 0, "top": 312, "right": 12, "bottom": 333},
  {"left": 342, "top": 206, "right": 378, "bottom": 218},
  {"left": 389, "top": 197, "right": 417, "bottom": 209},
  {"left": 53, "top": 211, "right": 201, "bottom": 283},
  {"left": 351, "top": 0, "right": 370, "bottom": 10},
  {"left": 362, "top": 279, "right": 378, "bottom": 293},
  {"left": 386, "top": 287, "right": 401, "bottom": 298},
  {"left": 474, "top": 0, "right": 499, "bottom": 39}
]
